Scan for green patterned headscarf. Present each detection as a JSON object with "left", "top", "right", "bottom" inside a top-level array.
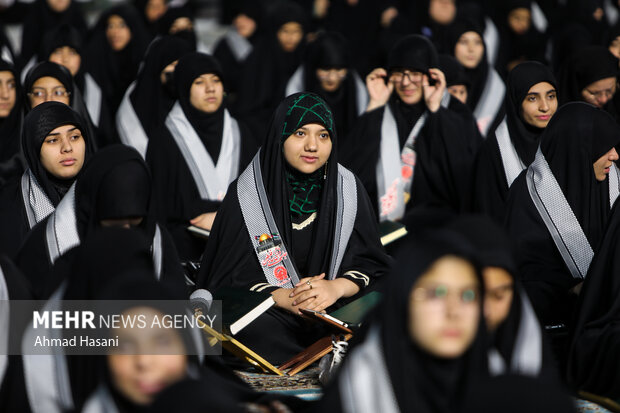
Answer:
[
  {"left": 281, "top": 93, "right": 335, "bottom": 219},
  {"left": 281, "top": 93, "right": 334, "bottom": 142}
]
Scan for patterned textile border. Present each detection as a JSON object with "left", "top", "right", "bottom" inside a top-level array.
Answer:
[
  {"left": 576, "top": 398, "right": 614, "bottom": 413},
  {"left": 235, "top": 367, "right": 323, "bottom": 401}
]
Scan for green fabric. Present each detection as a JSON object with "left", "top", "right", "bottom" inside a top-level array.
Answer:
[
  {"left": 286, "top": 167, "right": 324, "bottom": 218},
  {"left": 281, "top": 93, "right": 334, "bottom": 140}
]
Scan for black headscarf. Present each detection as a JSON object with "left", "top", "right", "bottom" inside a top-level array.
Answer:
[
  {"left": 386, "top": 34, "right": 438, "bottom": 146},
  {"left": 74, "top": 145, "right": 153, "bottom": 239},
  {"left": 495, "top": 1, "right": 548, "bottom": 77},
  {"left": 448, "top": 19, "right": 488, "bottom": 111},
  {"left": 300, "top": 31, "right": 361, "bottom": 140},
  {"left": 322, "top": 232, "right": 487, "bottom": 413},
  {"left": 439, "top": 54, "right": 470, "bottom": 88},
  {"left": 174, "top": 52, "right": 225, "bottom": 162},
  {"left": 540, "top": 102, "right": 620, "bottom": 248},
  {"left": 505, "top": 61, "right": 558, "bottom": 165},
  {"left": 0, "top": 59, "right": 23, "bottom": 181},
  {"left": 38, "top": 23, "right": 85, "bottom": 88},
  {"left": 38, "top": 23, "right": 84, "bottom": 66},
  {"left": 84, "top": 5, "right": 149, "bottom": 115},
  {"left": 23, "top": 61, "right": 98, "bottom": 152},
  {"left": 233, "top": 2, "right": 308, "bottom": 137},
  {"left": 17, "top": 0, "right": 87, "bottom": 74},
  {"left": 503, "top": 102, "right": 620, "bottom": 324},
  {"left": 22, "top": 101, "right": 93, "bottom": 205},
  {"left": 158, "top": 6, "right": 198, "bottom": 49},
  {"left": 559, "top": 46, "right": 618, "bottom": 105},
  {"left": 129, "top": 35, "right": 193, "bottom": 138},
  {"left": 569, "top": 200, "right": 620, "bottom": 398},
  {"left": 448, "top": 215, "right": 559, "bottom": 379},
  {"left": 23, "top": 61, "right": 74, "bottom": 110}
]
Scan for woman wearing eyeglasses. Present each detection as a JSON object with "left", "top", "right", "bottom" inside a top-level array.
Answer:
[
  {"left": 23, "top": 61, "right": 97, "bottom": 147},
  {"left": 317, "top": 233, "right": 488, "bottom": 413},
  {"left": 285, "top": 31, "right": 368, "bottom": 143},
  {"left": 343, "top": 34, "right": 481, "bottom": 223},
  {"left": 558, "top": 45, "right": 619, "bottom": 118}
]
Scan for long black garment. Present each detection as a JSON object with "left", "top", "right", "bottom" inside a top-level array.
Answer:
[
  {"left": 233, "top": 3, "right": 308, "bottom": 140},
  {"left": 449, "top": 215, "right": 559, "bottom": 380},
  {"left": 16, "top": 145, "right": 184, "bottom": 299},
  {"left": 286, "top": 31, "right": 367, "bottom": 142},
  {"left": 146, "top": 53, "right": 257, "bottom": 262},
  {"left": 448, "top": 19, "right": 505, "bottom": 137},
  {"left": 117, "top": 35, "right": 194, "bottom": 154},
  {"left": 17, "top": 228, "right": 185, "bottom": 413},
  {"left": 472, "top": 61, "right": 557, "bottom": 222},
  {"left": 0, "top": 256, "right": 32, "bottom": 413},
  {"left": 212, "top": 2, "right": 263, "bottom": 104},
  {"left": 558, "top": 46, "right": 618, "bottom": 114},
  {"left": 504, "top": 102, "right": 620, "bottom": 326},
  {"left": 16, "top": 0, "right": 87, "bottom": 76},
  {"left": 316, "top": 232, "right": 488, "bottom": 413},
  {"left": 343, "top": 35, "right": 481, "bottom": 221},
  {"left": 0, "top": 102, "right": 93, "bottom": 259},
  {"left": 38, "top": 23, "right": 86, "bottom": 93},
  {"left": 0, "top": 59, "right": 24, "bottom": 187},
  {"left": 83, "top": 5, "right": 149, "bottom": 144},
  {"left": 494, "top": 1, "right": 548, "bottom": 78},
  {"left": 568, "top": 201, "right": 620, "bottom": 399},
  {"left": 197, "top": 92, "right": 389, "bottom": 364}
]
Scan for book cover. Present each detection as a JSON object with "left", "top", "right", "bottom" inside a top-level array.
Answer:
[
  {"left": 214, "top": 287, "right": 275, "bottom": 335},
  {"left": 329, "top": 291, "right": 383, "bottom": 328},
  {"left": 379, "top": 220, "right": 407, "bottom": 245}
]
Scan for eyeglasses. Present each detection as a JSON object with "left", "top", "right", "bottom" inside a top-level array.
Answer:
[
  {"left": 584, "top": 86, "right": 616, "bottom": 100},
  {"left": 390, "top": 70, "right": 424, "bottom": 84},
  {"left": 412, "top": 284, "right": 479, "bottom": 308},
  {"left": 316, "top": 68, "right": 347, "bottom": 81},
  {"left": 28, "top": 87, "right": 71, "bottom": 100}
]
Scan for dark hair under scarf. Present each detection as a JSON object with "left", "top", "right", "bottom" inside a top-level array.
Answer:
[
  {"left": 448, "top": 19, "right": 488, "bottom": 111},
  {"left": 539, "top": 102, "right": 620, "bottom": 248},
  {"left": 129, "top": 35, "right": 194, "bottom": 137},
  {"left": 559, "top": 46, "right": 618, "bottom": 105},
  {"left": 174, "top": 52, "right": 226, "bottom": 161},
  {"left": 22, "top": 101, "right": 92, "bottom": 205},
  {"left": 74, "top": 144, "right": 153, "bottom": 239},
  {"left": 505, "top": 61, "right": 558, "bottom": 165}
]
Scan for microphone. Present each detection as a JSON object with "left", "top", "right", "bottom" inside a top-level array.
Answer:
[{"left": 190, "top": 289, "right": 213, "bottom": 317}]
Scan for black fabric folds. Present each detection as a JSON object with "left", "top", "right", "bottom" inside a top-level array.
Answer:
[
  {"left": 471, "top": 61, "right": 557, "bottom": 221},
  {"left": 504, "top": 102, "right": 620, "bottom": 324},
  {"left": 197, "top": 92, "right": 389, "bottom": 363},
  {"left": 0, "top": 59, "right": 24, "bottom": 186}
]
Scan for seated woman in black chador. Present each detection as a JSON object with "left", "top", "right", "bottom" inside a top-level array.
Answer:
[
  {"left": 0, "top": 101, "right": 92, "bottom": 258},
  {"left": 504, "top": 102, "right": 620, "bottom": 326},
  {"left": 317, "top": 233, "right": 488, "bottom": 413},
  {"left": 197, "top": 92, "right": 389, "bottom": 364}
]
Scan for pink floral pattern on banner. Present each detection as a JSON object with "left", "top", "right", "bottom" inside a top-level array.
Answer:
[{"left": 380, "top": 179, "right": 399, "bottom": 217}]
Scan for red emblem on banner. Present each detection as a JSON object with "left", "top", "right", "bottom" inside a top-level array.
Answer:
[{"left": 274, "top": 265, "right": 288, "bottom": 281}]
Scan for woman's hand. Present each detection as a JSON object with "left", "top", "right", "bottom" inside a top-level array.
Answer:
[
  {"left": 289, "top": 274, "right": 360, "bottom": 313},
  {"left": 423, "top": 68, "right": 447, "bottom": 113},
  {"left": 190, "top": 212, "right": 217, "bottom": 230},
  {"left": 366, "top": 68, "right": 393, "bottom": 112},
  {"left": 271, "top": 288, "right": 301, "bottom": 315}
]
